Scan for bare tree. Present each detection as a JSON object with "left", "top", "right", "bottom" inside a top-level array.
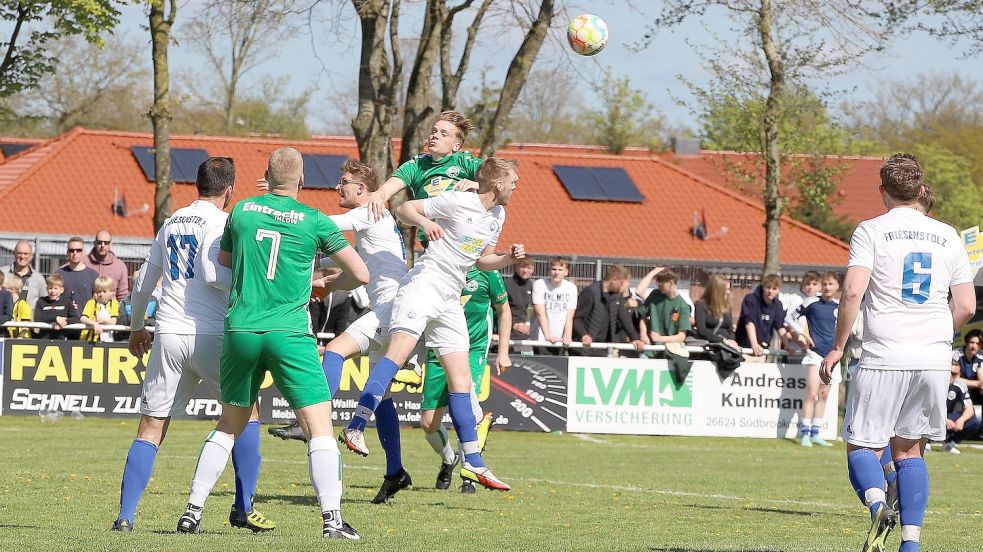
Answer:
[
  {"left": 149, "top": 0, "right": 178, "bottom": 232},
  {"left": 644, "top": 1, "right": 890, "bottom": 275},
  {"left": 184, "top": 0, "right": 299, "bottom": 133}
]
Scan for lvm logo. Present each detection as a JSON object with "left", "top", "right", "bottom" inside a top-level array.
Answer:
[{"left": 574, "top": 366, "right": 692, "bottom": 408}]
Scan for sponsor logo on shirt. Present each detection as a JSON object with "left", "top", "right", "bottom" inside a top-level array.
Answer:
[
  {"left": 458, "top": 236, "right": 485, "bottom": 254},
  {"left": 424, "top": 177, "right": 456, "bottom": 196},
  {"left": 243, "top": 202, "right": 306, "bottom": 224}
]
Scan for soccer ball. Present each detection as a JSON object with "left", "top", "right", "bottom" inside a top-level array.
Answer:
[{"left": 567, "top": 14, "right": 608, "bottom": 56}]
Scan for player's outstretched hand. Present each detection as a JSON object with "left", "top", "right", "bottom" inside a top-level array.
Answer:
[
  {"left": 367, "top": 191, "right": 386, "bottom": 221},
  {"left": 128, "top": 328, "right": 152, "bottom": 358},
  {"left": 509, "top": 243, "right": 526, "bottom": 261},
  {"left": 819, "top": 349, "right": 843, "bottom": 385},
  {"left": 256, "top": 177, "right": 269, "bottom": 193},
  {"left": 421, "top": 220, "right": 444, "bottom": 241}
]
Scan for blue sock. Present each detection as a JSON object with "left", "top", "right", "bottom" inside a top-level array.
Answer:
[
  {"left": 347, "top": 357, "right": 400, "bottom": 432},
  {"left": 118, "top": 439, "right": 159, "bottom": 523},
  {"left": 231, "top": 420, "right": 261, "bottom": 512},
  {"left": 847, "top": 449, "right": 887, "bottom": 513},
  {"left": 449, "top": 391, "right": 482, "bottom": 467},
  {"left": 880, "top": 443, "right": 897, "bottom": 487},
  {"left": 896, "top": 457, "right": 928, "bottom": 535},
  {"left": 810, "top": 425, "right": 820, "bottom": 437},
  {"left": 800, "top": 425, "right": 810, "bottom": 436},
  {"left": 322, "top": 351, "right": 344, "bottom": 397},
  {"left": 376, "top": 398, "right": 403, "bottom": 477},
  {"left": 899, "top": 541, "right": 919, "bottom": 552}
]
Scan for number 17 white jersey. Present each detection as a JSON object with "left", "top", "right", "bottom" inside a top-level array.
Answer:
[
  {"left": 849, "top": 207, "right": 972, "bottom": 370},
  {"left": 144, "top": 200, "right": 230, "bottom": 336}
]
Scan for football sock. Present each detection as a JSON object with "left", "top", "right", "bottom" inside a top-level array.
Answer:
[
  {"left": 899, "top": 541, "right": 920, "bottom": 552},
  {"left": 425, "top": 424, "right": 457, "bottom": 465},
  {"left": 810, "top": 418, "right": 822, "bottom": 437},
  {"left": 348, "top": 357, "right": 400, "bottom": 431},
  {"left": 322, "top": 351, "right": 344, "bottom": 397},
  {"left": 375, "top": 398, "right": 403, "bottom": 477},
  {"left": 118, "top": 438, "right": 158, "bottom": 523},
  {"left": 449, "top": 391, "right": 482, "bottom": 467},
  {"left": 799, "top": 418, "right": 811, "bottom": 436},
  {"left": 847, "top": 448, "right": 886, "bottom": 514},
  {"left": 189, "top": 430, "right": 235, "bottom": 508},
  {"left": 896, "top": 457, "right": 927, "bottom": 548},
  {"left": 309, "top": 436, "right": 343, "bottom": 514},
  {"left": 231, "top": 420, "right": 261, "bottom": 512},
  {"left": 880, "top": 444, "right": 897, "bottom": 487}
]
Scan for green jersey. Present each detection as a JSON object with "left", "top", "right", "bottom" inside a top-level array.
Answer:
[
  {"left": 392, "top": 151, "right": 483, "bottom": 200},
  {"left": 461, "top": 268, "right": 508, "bottom": 348},
  {"left": 220, "top": 193, "right": 349, "bottom": 333}
]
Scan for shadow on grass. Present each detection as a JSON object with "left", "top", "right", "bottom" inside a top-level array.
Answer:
[
  {"left": 683, "top": 503, "right": 856, "bottom": 521},
  {"left": 0, "top": 524, "right": 41, "bottom": 529},
  {"left": 649, "top": 548, "right": 785, "bottom": 552}
]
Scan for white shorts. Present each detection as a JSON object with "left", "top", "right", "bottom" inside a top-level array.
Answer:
[
  {"left": 802, "top": 350, "right": 842, "bottom": 383},
  {"left": 345, "top": 301, "right": 393, "bottom": 354},
  {"left": 388, "top": 277, "right": 469, "bottom": 356},
  {"left": 140, "top": 333, "right": 223, "bottom": 417},
  {"left": 841, "top": 368, "right": 948, "bottom": 447}
]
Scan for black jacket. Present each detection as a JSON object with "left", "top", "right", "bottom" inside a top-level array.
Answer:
[
  {"left": 573, "top": 282, "right": 640, "bottom": 342},
  {"left": 33, "top": 295, "right": 80, "bottom": 339}
]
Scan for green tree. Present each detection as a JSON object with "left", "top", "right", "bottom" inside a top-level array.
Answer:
[
  {"left": 592, "top": 76, "right": 662, "bottom": 154},
  {"left": 0, "top": 0, "right": 120, "bottom": 97},
  {"left": 911, "top": 143, "right": 983, "bottom": 231}
]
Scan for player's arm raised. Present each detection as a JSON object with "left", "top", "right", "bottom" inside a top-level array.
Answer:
[
  {"left": 820, "top": 265, "right": 871, "bottom": 384},
  {"left": 368, "top": 177, "right": 409, "bottom": 221},
  {"left": 476, "top": 244, "right": 525, "bottom": 272},
  {"left": 395, "top": 199, "right": 444, "bottom": 241}
]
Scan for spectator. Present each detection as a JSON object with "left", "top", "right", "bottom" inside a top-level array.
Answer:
[
  {"left": 3, "top": 274, "right": 31, "bottom": 338},
  {"left": 638, "top": 269, "right": 692, "bottom": 355},
  {"left": 573, "top": 265, "right": 643, "bottom": 357},
  {"left": 613, "top": 278, "right": 645, "bottom": 356},
  {"left": 79, "top": 276, "right": 120, "bottom": 342},
  {"left": 83, "top": 229, "right": 130, "bottom": 300},
  {"left": 780, "top": 271, "right": 820, "bottom": 355},
  {"left": 952, "top": 328, "right": 983, "bottom": 405},
  {"left": 505, "top": 257, "right": 535, "bottom": 345},
  {"left": 1, "top": 240, "right": 46, "bottom": 307},
  {"left": 943, "top": 361, "right": 981, "bottom": 454},
  {"left": 693, "top": 274, "right": 739, "bottom": 349},
  {"left": 59, "top": 236, "right": 99, "bottom": 311},
  {"left": 794, "top": 271, "right": 841, "bottom": 448},
  {"left": 0, "top": 272, "right": 13, "bottom": 328},
  {"left": 736, "top": 273, "right": 788, "bottom": 360},
  {"left": 117, "top": 275, "right": 160, "bottom": 341},
  {"left": 531, "top": 257, "right": 578, "bottom": 354},
  {"left": 33, "top": 274, "right": 79, "bottom": 340}
]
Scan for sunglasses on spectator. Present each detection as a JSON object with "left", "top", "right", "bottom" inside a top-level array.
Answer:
[
  {"left": 95, "top": 240, "right": 111, "bottom": 245},
  {"left": 67, "top": 248, "right": 83, "bottom": 253}
]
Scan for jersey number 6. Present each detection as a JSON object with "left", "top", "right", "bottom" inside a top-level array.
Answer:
[{"left": 902, "top": 251, "right": 932, "bottom": 305}]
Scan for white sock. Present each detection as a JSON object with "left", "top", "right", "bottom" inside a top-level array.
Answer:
[
  {"left": 469, "top": 384, "right": 483, "bottom": 422},
  {"left": 425, "top": 424, "right": 456, "bottom": 465},
  {"left": 309, "top": 436, "right": 343, "bottom": 516},
  {"left": 189, "top": 430, "right": 235, "bottom": 508},
  {"left": 800, "top": 418, "right": 812, "bottom": 430}
]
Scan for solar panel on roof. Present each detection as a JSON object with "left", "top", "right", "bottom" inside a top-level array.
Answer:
[
  {"left": 591, "top": 167, "right": 644, "bottom": 203},
  {"left": 554, "top": 166, "right": 607, "bottom": 201},
  {"left": 130, "top": 147, "right": 209, "bottom": 183},
  {"left": 301, "top": 153, "right": 347, "bottom": 189},
  {"left": 0, "top": 143, "right": 33, "bottom": 157}
]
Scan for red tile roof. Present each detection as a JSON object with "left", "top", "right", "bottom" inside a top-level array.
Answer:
[
  {"left": 658, "top": 150, "right": 887, "bottom": 224},
  {"left": 0, "top": 129, "right": 849, "bottom": 268}
]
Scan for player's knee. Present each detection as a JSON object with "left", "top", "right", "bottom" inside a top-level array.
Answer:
[{"left": 136, "top": 415, "right": 168, "bottom": 445}]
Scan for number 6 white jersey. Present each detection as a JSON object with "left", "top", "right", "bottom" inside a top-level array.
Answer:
[
  {"left": 848, "top": 207, "right": 972, "bottom": 370},
  {"left": 140, "top": 200, "right": 231, "bottom": 336}
]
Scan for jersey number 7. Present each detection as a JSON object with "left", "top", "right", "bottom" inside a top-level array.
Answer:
[{"left": 256, "top": 229, "right": 281, "bottom": 280}]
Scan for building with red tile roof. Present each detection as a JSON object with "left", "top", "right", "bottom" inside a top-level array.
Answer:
[{"left": 0, "top": 128, "right": 848, "bottom": 274}]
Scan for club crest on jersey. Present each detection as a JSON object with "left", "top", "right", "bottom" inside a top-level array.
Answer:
[
  {"left": 948, "top": 389, "right": 957, "bottom": 400},
  {"left": 488, "top": 221, "right": 500, "bottom": 233},
  {"left": 465, "top": 279, "right": 479, "bottom": 292},
  {"left": 447, "top": 166, "right": 461, "bottom": 179}
]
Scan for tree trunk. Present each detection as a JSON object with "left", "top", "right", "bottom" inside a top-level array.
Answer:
[
  {"left": 439, "top": 0, "right": 492, "bottom": 110},
  {"left": 149, "top": 0, "right": 177, "bottom": 233},
  {"left": 758, "top": 0, "right": 784, "bottom": 276},
  {"left": 477, "top": 0, "right": 554, "bottom": 157},
  {"left": 398, "top": 0, "right": 441, "bottom": 165},
  {"left": 351, "top": 0, "right": 398, "bottom": 176}
]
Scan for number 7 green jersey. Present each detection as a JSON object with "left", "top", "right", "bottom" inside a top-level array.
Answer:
[{"left": 220, "top": 193, "right": 350, "bottom": 333}]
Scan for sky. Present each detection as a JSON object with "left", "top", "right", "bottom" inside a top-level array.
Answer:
[{"left": 114, "top": 1, "right": 980, "bottom": 137}]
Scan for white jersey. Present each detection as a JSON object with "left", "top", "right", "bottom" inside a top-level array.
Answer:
[
  {"left": 413, "top": 191, "right": 505, "bottom": 296},
  {"left": 530, "top": 278, "right": 578, "bottom": 340},
  {"left": 849, "top": 207, "right": 972, "bottom": 370},
  {"left": 139, "top": 200, "right": 231, "bottom": 335},
  {"left": 328, "top": 205, "right": 407, "bottom": 306}
]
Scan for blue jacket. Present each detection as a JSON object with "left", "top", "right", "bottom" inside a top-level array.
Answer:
[{"left": 736, "top": 285, "right": 786, "bottom": 348}]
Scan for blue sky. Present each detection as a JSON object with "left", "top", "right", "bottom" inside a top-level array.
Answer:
[{"left": 117, "top": 1, "right": 978, "bottom": 136}]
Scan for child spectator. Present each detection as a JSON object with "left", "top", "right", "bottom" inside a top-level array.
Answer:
[
  {"left": 943, "top": 361, "right": 981, "bottom": 454},
  {"left": 3, "top": 274, "right": 32, "bottom": 338},
  {"left": 34, "top": 274, "right": 80, "bottom": 340},
  {"left": 639, "top": 269, "right": 691, "bottom": 346},
  {"left": 736, "top": 274, "right": 788, "bottom": 360},
  {"left": 531, "top": 257, "right": 578, "bottom": 353},
  {"left": 80, "top": 276, "right": 120, "bottom": 342},
  {"left": 781, "top": 271, "right": 820, "bottom": 354},
  {"left": 795, "top": 271, "right": 841, "bottom": 447}
]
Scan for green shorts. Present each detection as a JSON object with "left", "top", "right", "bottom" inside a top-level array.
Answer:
[
  {"left": 220, "top": 331, "right": 329, "bottom": 409},
  {"left": 420, "top": 349, "right": 488, "bottom": 411}
]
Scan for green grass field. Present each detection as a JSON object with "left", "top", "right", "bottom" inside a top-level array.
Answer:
[{"left": 0, "top": 416, "right": 980, "bottom": 551}]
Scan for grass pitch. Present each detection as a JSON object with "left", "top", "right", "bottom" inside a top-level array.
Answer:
[{"left": 0, "top": 416, "right": 979, "bottom": 551}]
